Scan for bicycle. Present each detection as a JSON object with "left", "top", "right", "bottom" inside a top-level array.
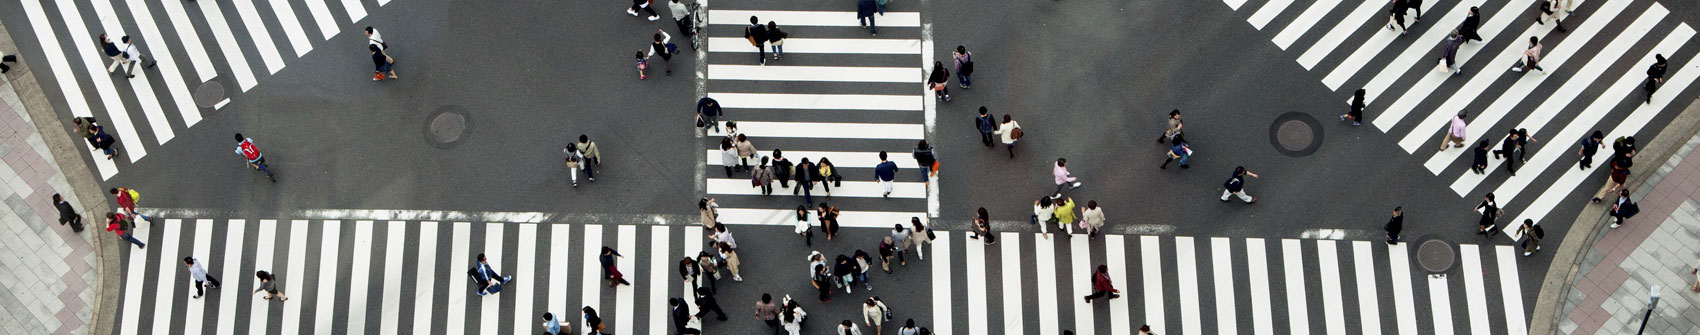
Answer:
[
  {"left": 235, "top": 134, "right": 275, "bottom": 183},
  {"left": 250, "top": 158, "right": 276, "bottom": 183},
  {"left": 688, "top": 2, "right": 704, "bottom": 50}
]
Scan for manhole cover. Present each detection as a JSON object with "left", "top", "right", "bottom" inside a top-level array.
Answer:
[
  {"left": 193, "top": 81, "right": 226, "bottom": 108},
  {"left": 1269, "top": 112, "right": 1324, "bottom": 157},
  {"left": 1417, "top": 239, "right": 1455, "bottom": 273},
  {"left": 424, "top": 106, "right": 470, "bottom": 150},
  {"left": 1277, "top": 120, "right": 1312, "bottom": 151}
]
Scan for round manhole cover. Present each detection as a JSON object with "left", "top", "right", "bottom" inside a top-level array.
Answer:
[
  {"left": 1417, "top": 239, "right": 1455, "bottom": 273},
  {"left": 193, "top": 82, "right": 227, "bottom": 108},
  {"left": 1276, "top": 120, "right": 1312, "bottom": 151},
  {"left": 424, "top": 106, "right": 470, "bottom": 150},
  {"left": 1269, "top": 112, "right": 1324, "bottom": 157}
]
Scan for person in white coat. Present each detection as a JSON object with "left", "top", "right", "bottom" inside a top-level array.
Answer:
[{"left": 1081, "top": 200, "right": 1105, "bottom": 238}]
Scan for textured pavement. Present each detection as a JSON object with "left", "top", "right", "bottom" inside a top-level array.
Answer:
[{"left": 0, "top": 74, "right": 100, "bottom": 334}]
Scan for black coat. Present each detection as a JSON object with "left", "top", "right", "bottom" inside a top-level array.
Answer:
[
  {"left": 56, "top": 201, "right": 80, "bottom": 224},
  {"left": 1461, "top": 15, "right": 1481, "bottom": 34},
  {"left": 1385, "top": 215, "right": 1403, "bottom": 235},
  {"left": 794, "top": 163, "right": 820, "bottom": 183}
]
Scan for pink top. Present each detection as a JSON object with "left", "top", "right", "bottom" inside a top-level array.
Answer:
[
  {"left": 1054, "top": 165, "right": 1076, "bottom": 184},
  {"left": 1449, "top": 116, "right": 1468, "bottom": 138}
]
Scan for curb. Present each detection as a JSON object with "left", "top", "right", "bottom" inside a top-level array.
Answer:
[{"left": 1527, "top": 96, "right": 1700, "bottom": 335}]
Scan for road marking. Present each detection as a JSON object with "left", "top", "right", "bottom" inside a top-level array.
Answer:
[
  {"left": 118, "top": 0, "right": 204, "bottom": 128},
  {"left": 1366, "top": 0, "right": 1542, "bottom": 122},
  {"left": 117, "top": 220, "right": 144, "bottom": 335},
  {"left": 18, "top": 0, "right": 121, "bottom": 178},
  {"left": 1175, "top": 237, "right": 1201, "bottom": 334},
  {"left": 581, "top": 224, "right": 604, "bottom": 326},
  {"left": 712, "top": 121, "right": 924, "bottom": 140},
  {"left": 480, "top": 222, "right": 505, "bottom": 334},
  {"left": 412, "top": 221, "right": 441, "bottom": 334},
  {"left": 1429, "top": 274, "right": 1455, "bottom": 335},
  {"left": 649, "top": 226, "right": 671, "bottom": 335},
  {"left": 1033, "top": 232, "right": 1059, "bottom": 335},
  {"left": 707, "top": 37, "right": 921, "bottom": 54},
  {"left": 196, "top": 0, "right": 260, "bottom": 91},
  {"left": 1497, "top": 245, "right": 1528, "bottom": 335},
  {"left": 921, "top": 24, "right": 937, "bottom": 219},
  {"left": 347, "top": 221, "right": 376, "bottom": 333},
  {"left": 709, "top": 64, "right": 924, "bottom": 83},
  {"left": 1461, "top": 244, "right": 1490, "bottom": 334},
  {"left": 1352, "top": 241, "right": 1382, "bottom": 335},
  {"left": 1223, "top": 0, "right": 1246, "bottom": 11},
  {"left": 966, "top": 232, "right": 989, "bottom": 335},
  {"left": 1317, "top": 240, "right": 1346, "bottom": 335},
  {"left": 301, "top": 0, "right": 339, "bottom": 40},
  {"left": 1000, "top": 232, "right": 1024, "bottom": 333},
  {"left": 153, "top": 0, "right": 217, "bottom": 81},
  {"left": 1389, "top": 242, "right": 1419, "bottom": 335},
  {"left": 514, "top": 223, "right": 539, "bottom": 335},
  {"left": 266, "top": 0, "right": 314, "bottom": 57},
  {"left": 1070, "top": 236, "right": 1094, "bottom": 335},
  {"left": 1142, "top": 236, "right": 1165, "bottom": 333},
  {"left": 183, "top": 220, "right": 214, "bottom": 335},
  {"left": 150, "top": 220, "right": 184, "bottom": 335},
  {"left": 1321, "top": 0, "right": 1453, "bottom": 90},
  {"left": 339, "top": 0, "right": 367, "bottom": 24},
  {"left": 229, "top": 0, "right": 286, "bottom": 73},
  {"left": 1246, "top": 238, "right": 1273, "bottom": 334},
  {"left": 93, "top": 0, "right": 179, "bottom": 146},
  {"left": 932, "top": 232, "right": 954, "bottom": 335},
  {"left": 444, "top": 222, "right": 471, "bottom": 334},
  {"left": 1271, "top": 0, "right": 1340, "bottom": 50},
  {"left": 247, "top": 220, "right": 277, "bottom": 335},
  {"left": 379, "top": 221, "right": 407, "bottom": 334},
  {"left": 51, "top": 0, "right": 147, "bottom": 162},
  {"left": 709, "top": 92, "right": 924, "bottom": 111},
  {"left": 615, "top": 225, "right": 638, "bottom": 334},
  {"left": 707, "top": 10, "right": 921, "bottom": 27},
  {"left": 1211, "top": 237, "right": 1237, "bottom": 335},
  {"left": 1247, "top": 0, "right": 1294, "bottom": 30},
  {"left": 705, "top": 150, "right": 917, "bottom": 168},
  {"left": 706, "top": 178, "right": 926, "bottom": 198},
  {"left": 1106, "top": 235, "right": 1133, "bottom": 334},
  {"left": 313, "top": 221, "right": 343, "bottom": 334},
  {"left": 549, "top": 224, "right": 572, "bottom": 330},
  {"left": 1282, "top": 239, "right": 1309, "bottom": 335},
  {"left": 1295, "top": 0, "right": 1385, "bottom": 69},
  {"left": 683, "top": 226, "right": 704, "bottom": 313},
  {"left": 213, "top": 220, "right": 246, "bottom": 335}
]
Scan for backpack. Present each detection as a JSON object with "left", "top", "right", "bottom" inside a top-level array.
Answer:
[
  {"left": 666, "top": 42, "right": 678, "bottom": 55},
  {"left": 1531, "top": 225, "right": 1545, "bottom": 238},
  {"left": 1617, "top": 201, "right": 1641, "bottom": 218},
  {"left": 960, "top": 60, "right": 974, "bottom": 75},
  {"left": 126, "top": 189, "right": 141, "bottom": 203}
]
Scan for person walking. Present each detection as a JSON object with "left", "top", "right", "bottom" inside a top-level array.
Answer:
[
  {"left": 627, "top": 0, "right": 660, "bottom": 20},
  {"left": 1081, "top": 200, "right": 1105, "bottom": 238},
  {"left": 1054, "top": 196, "right": 1078, "bottom": 237},
  {"left": 898, "top": 320, "right": 921, "bottom": 335},
  {"left": 720, "top": 138, "right": 739, "bottom": 177},
  {"left": 1158, "top": 110, "right": 1183, "bottom": 143},
  {"left": 756, "top": 293, "right": 784, "bottom": 335},
  {"left": 650, "top": 30, "right": 675, "bottom": 76},
  {"left": 183, "top": 257, "right": 222, "bottom": 299},
  {"left": 857, "top": 0, "right": 878, "bottom": 36},
  {"left": 852, "top": 250, "right": 875, "bottom": 290},
  {"left": 1646, "top": 54, "right": 1668, "bottom": 104},
  {"left": 695, "top": 287, "right": 729, "bottom": 321},
  {"left": 954, "top": 46, "right": 973, "bottom": 88},
  {"left": 971, "top": 207, "right": 996, "bottom": 244},
  {"left": 862, "top": 297, "right": 890, "bottom": 335},
  {"left": 697, "top": 96, "right": 724, "bottom": 133},
  {"left": 600, "top": 246, "right": 633, "bottom": 287},
  {"left": 1594, "top": 149, "right": 1634, "bottom": 202},
  {"left": 909, "top": 217, "right": 934, "bottom": 259},
  {"left": 1691, "top": 258, "right": 1700, "bottom": 292},
  {"left": 912, "top": 141, "right": 937, "bottom": 184},
  {"left": 1160, "top": 134, "right": 1191, "bottom": 169},
  {"left": 1221, "top": 166, "right": 1260, "bottom": 204},
  {"left": 877, "top": 237, "right": 901, "bottom": 273},
  {"left": 252, "top": 270, "right": 289, "bottom": 301},
  {"left": 718, "top": 241, "right": 743, "bottom": 281},
  {"left": 890, "top": 224, "right": 911, "bottom": 267},
  {"left": 1438, "top": 31, "right": 1464, "bottom": 75},
  {"left": 1515, "top": 219, "right": 1543, "bottom": 256},
  {"left": 680, "top": 256, "right": 702, "bottom": 290},
  {"left": 1577, "top": 130, "right": 1604, "bottom": 170},
  {"left": 696, "top": 251, "right": 721, "bottom": 293},
  {"left": 1475, "top": 193, "right": 1501, "bottom": 234},
  {"left": 1494, "top": 129, "right": 1524, "bottom": 175},
  {"left": 819, "top": 157, "right": 842, "bottom": 197},
  {"left": 840, "top": 320, "right": 866, "bottom": 335},
  {"left": 745, "top": 16, "right": 768, "bottom": 65},
  {"left": 72, "top": 117, "right": 100, "bottom": 147},
  {"left": 99, "top": 34, "right": 125, "bottom": 75},
  {"left": 795, "top": 206, "right": 815, "bottom": 246},
  {"left": 564, "top": 145, "right": 586, "bottom": 187},
  {"left": 370, "top": 44, "right": 397, "bottom": 80},
  {"left": 541, "top": 312, "right": 569, "bottom": 335},
  {"left": 1385, "top": 206, "right": 1404, "bottom": 245},
  {"left": 833, "top": 254, "right": 857, "bottom": 293},
  {"left": 1033, "top": 196, "right": 1057, "bottom": 237},
  {"left": 976, "top": 107, "right": 997, "bottom": 147},
  {"left": 796, "top": 158, "right": 820, "bottom": 204},
  {"left": 1342, "top": 89, "right": 1366, "bottom": 125},
  {"left": 1471, "top": 140, "right": 1491, "bottom": 174},
  {"left": 1053, "top": 158, "right": 1083, "bottom": 196},
  {"left": 117, "top": 36, "right": 156, "bottom": 79},
  {"left": 927, "top": 62, "right": 950, "bottom": 101},
  {"left": 736, "top": 134, "right": 758, "bottom": 172},
  {"left": 90, "top": 125, "right": 117, "bottom": 160},
  {"left": 583, "top": 306, "right": 607, "bottom": 335},
  {"left": 699, "top": 197, "right": 720, "bottom": 233},
  {"left": 811, "top": 264, "right": 833, "bottom": 303},
  {"left": 996, "top": 115, "right": 1022, "bottom": 158},
  {"left": 109, "top": 187, "right": 152, "bottom": 223},
  {"left": 473, "top": 253, "right": 514, "bottom": 296},
  {"left": 1082, "top": 264, "right": 1121, "bottom": 303},
  {"left": 781, "top": 296, "right": 808, "bottom": 334},
  {"left": 754, "top": 157, "right": 776, "bottom": 195},
  {"left": 770, "top": 150, "right": 794, "bottom": 189},
  {"left": 637, "top": 50, "right": 651, "bottom": 80},
  {"left": 107, "top": 213, "right": 144, "bottom": 249},
  {"left": 1387, "top": 0, "right": 1412, "bottom": 34},
  {"left": 364, "top": 26, "right": 387, "bottom": 49},
  {"left": 668, "top": 0, "right": 695, "bottom": 47},
  {"left": 576, "top": 135, "right": 600, "bottom": 182},
  {"left": 54, "top": 194, "right": 82, "bottom": 232},
  {"left": 1535, "top": 0, "right": 1567, "bottom": 33},
  {"left": 1609, "top": 189, "right": 1639, "bottom": 228},
  {"left": 875, "top": 152, "right": 899, "bottom": 197},
  {"left": 819, "top": 202, "right": 841, "bottom": 241},
  {"left": 1461, "top": 7, "right": 1483, "bottom": 43},
  {"left": 1511, "top": 36, "right": 1547, "bottom": 74},
  {"left": 767, "top": 22, "right": 787, "bottom": 60},
  {"left": 1441, "top": 111, "right": 1469, "bottom": 150}
]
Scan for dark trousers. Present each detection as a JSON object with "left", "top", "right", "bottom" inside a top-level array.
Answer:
[
  {"left": 755, "top": 41, "right": 766, "bottom": 64},
  {"left": 1386, "top": 232, "right": 1400, "bottom": 244},
  {"left": 584, "top": 159, "right": 596, "bottom": 179},
  {"left": 980, "top": 131, "right": 995, "bottom": 146},
  {"left": 695, "top": 300, "right": 728, "bottom": 320},
  {"left": 1580, "top": 153, "right": 1594, "bottom": 170},
  {"left": 1462, "top": 29, "right": 1482, "bottom": 42},
  {"left": 631, "top": 3, "right": 657, "bottom": 16},
  {"left": 673, "top": 17, "right": 695, "bottom": 42},
  {"left": 777, "top": 175, "right": 791, "bottom": 188},
  {"left": 765, "top": 319, "right": 783, "bottom": 335},
  {"left": 759, "top": 183, "right": 773, "bottom": 195},
  {"left": 1083, "top": 289, "right": 1118, "bottom": 301},
  {"left": 816, "top": 283, "right": 831, "bottom": 301},
  {"left": 195, "top": 275, "right": 221, "bottom": 296},
  {"left": 1647, "top": 77, "right": 1662, "bottom": 102},
  {"left": 795, "top": 181, "right": 814, "bottom": 204}
]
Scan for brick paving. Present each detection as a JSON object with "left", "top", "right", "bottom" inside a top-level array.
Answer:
[{"left": 0, "top": 75, "right": 100, "bottom": 335}]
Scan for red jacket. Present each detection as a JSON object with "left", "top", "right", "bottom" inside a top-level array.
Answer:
[
  {"left": 114, "top": 188, "right": 136, "bottom": 211},
  {"left": 1092, "top": 271, "right": 1115, "bottom": 292},
  {"left": 106, "top": 221, "right": 126, "bottom": 235}
]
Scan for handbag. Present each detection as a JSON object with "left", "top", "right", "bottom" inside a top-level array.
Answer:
[
  {"left": 696, "top": 115, "right": 706, "bottom": 128},
  {"left": 1028, "top": 214, "right": 1038, "bottom": 225},
  {"left": 1011, "top": 127, "right": 1024, "bottom": 139},
  {"left": 925, "top": 228, "right": 935, "bottom": 240}
]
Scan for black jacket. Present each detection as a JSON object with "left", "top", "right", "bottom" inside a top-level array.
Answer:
[
  {"left": 774, "top": 158, "right": 794, "bottom": 180},
  {"left": 696, "top": 97, "right": 723, "bottom": 117},
  {"left": 794, "top": 163, "right": 819, "bottom": 182},
  {"left": 56, "top": 200, "right": 79, "bottom": 224},
  {"left": 1461, "top": 15, "right": 1481, "bottom": 34},
  {"left": 1385, "top": 215, "right": 1403, "bottom": 234}
]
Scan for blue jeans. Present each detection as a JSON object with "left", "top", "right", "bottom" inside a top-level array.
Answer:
[
  {"left": 121, "top": 232, "right": 145, "bottom": 248},
  {"left": 958, "top": 72, "right": 971, "bottom": 87},
  {"left": 771, "top": 44, "right": 783, "bottom": 57}
]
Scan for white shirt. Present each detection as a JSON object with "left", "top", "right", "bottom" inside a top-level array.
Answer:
[
  {"left": 367, "top": 29, "right": 384, "bottom": 46},
  {"left": 121, "top": 42, "right": 142, "bottom": 59},
  {"left": 668, "top": 1, "right": 690, "bottom": 19}
]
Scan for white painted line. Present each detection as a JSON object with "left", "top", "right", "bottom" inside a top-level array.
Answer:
[
  {"left": 1459, "top": 21, "right": 1693, "bottom": 198},
  {"left": 301, "top": 0, "right": 339, "bottom": 40},
  {"left": 549, "top": 224, "right": 572, "bottom": 331},
  {"left": 921, "top": 27, "right": 937, "bottom": 220},
  {"left": 966, "top": 232, "right": 990, "bottom": 335},
  {"left": 444, "top": 222, "right": 472, "bottom": 334},
  {"left": 1224, "top": 0, "right": 1246, "bottom": 11},
  {"left": 707, "top": 10, "right": 921, "bottom": 27},
  {"left": 1142, "top": 236, "right": 1165, "bottom": 334},
  {"left": 931, "top": 232, "right": 954, "bottom": 335},
  {"left": 18, "top": 0, "right": 118, "bottom": 178},
  {"left": 1106, "top": 235, "right": 1133, "bottom": 334},
  {"left": 1247, "top": 0, "right": 1294, "bottom": 30},
  {"left": 1000, "top": 232, "right": 1024, "bottom": 333},
  {"left": 1373, "top": 0, "right": 1557, "bottom": 130},
  {"left": 51, "top": 0, "right": 147, "bottom": 162},
  {"left": 1497, "top": 245, "right": 1528, "bottom": 335},
  {"left": 119, "top": 0, "right": 204, "bottom": 127},
  {"left": 1363, "top": 0, "right": 1541, "bottom": 114},
  {"left": 706, "top": 150, "right": 918, "bottom": 169},
  {"left": 709, "top": 92, "right": 924, "bottom": 111},
  {"left": 707, "top": 37, "right": 921, "bottom": 54},
  {"left": 313, "top": 221, "right": 343, "bottom": 334},
  {"left": 214, "top": 220, "right": 246, "bottom": 335},
  {"left": 266, "top": 0, "right": 314, "bottom": 57},
  {"left": 481, "top": 223, "right": 505, "bottom": 335},
  {"left": 248, "top": 220, "right": 277, "bottom": 335},
  {"left": 280, "top": 220, "right": 310, "bottom": 335},
  {"left": 709, "top": 64, "right": 923, "bottom": 83},
  {"left": 214, "top": 98, "right": 231, "bottom": 110},
  {"left": 711, "top": 121, "right": 924, "bottom": 140},
  {"left": 339, "top": 0, "right": 367, "bottom": 25},
  {"left": 1281, "top": 239, "right": 1309, "bottom": 335},
  {"left": 1428, "top": 275, "right": 1456, "bottom": 335},
  {"left": 1317, "top": 240, "right": 1345, "bottom": 335},
  {"left": 197, "top": 0, "right": 260, "bottom": 91},
  {"left": 1398, "top": 0, "right": 1632, "bottom": 154},
  {"left": 1211, "top": 237, "right": 1237, "bottom": 335},
  {"left": 1070, "top": 230, "right": 1094, "bottom": 335},
  {"left": 1461, "top": 244, "right": 1490, "bottom": 334},
  {"left": 581, "top": 224, "right": 604, "bottom": 320},
  {"left": 514, "top": 223, "right": 539, "bottom": 335},
  {"left": 378, "top": 221, "right": 406, "bottom": 335},
  {"left": 1176, "top": 237, "right": 1202, "bottom": 334},
  {"left": 649, "top": 226, "right": 671, "bottom": 335},
  {"left": 183, "top": 220, "right": 215, "bottom": 335},
  {"left": 153, "top": 0, "right": 217, "bottom": 81},
  {"left": 150, "top": 219, "right": 184, "bottom": 335},
  {"left": 346, "top": 221, "right": 376, "bottom": 334},
  {"left": 1033, "top": 233, "right": 1060, "bottom": 335},
  {"left": 1518, "top": 30, "right": 1700, "bottom": 226},
  {"left": 1245, "top": 238, "right": 1273, "bottom": 335},
  {"left": 1296, "top": 0, "right": 1385, "bottom": 69},
  {"left": 230, "top": 0, "right": 287, "bottom": 73},
  {"left": 706, "top": 178, "right": 926, "bottom": 198},
  {"left": 1322, "top": 0, "right": 1453, "bottom": 90},
  {"left": 1352, "top": 241, "right": 1382, "bottom": 335},
  {"left": 411, "top": 221, "right": 441, "bottom": 335},
  {"left": 1271, "top": 0, "right": 1340, "bottom": 50},
  {"left": 92, "top": 0, "right": 178, "bottom": 145},
  {"left": 117, "top": 219, "right": 147, "bottom": 335},
  {"left": 1388, "top": 242, "right": 1419, "bottom": 335},
  {"left": 683, "top": 226, "right": 704, "bottom": 313},
  {"left": 614, "top": 225, "right": 637, "bottom": 334}
]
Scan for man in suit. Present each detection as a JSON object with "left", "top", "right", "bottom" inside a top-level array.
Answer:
[
  {"left": 54, "top": 194, "right": 82, "bottom": 231},
  {"left": 472, "top": 253, "right": 512, "bottom": 296},
  {"left": 1385, "top": 207, "right": 1403, "bottom": 245}
]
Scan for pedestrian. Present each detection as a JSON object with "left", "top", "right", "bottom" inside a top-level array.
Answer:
[
  {"left": 1646, "top": 54, "right": 1668, "bottom": 104},
  {"left": 819, "top": 157, "right": 842, "bottom": 197},
  {"left": 853, "top": 250, "right": 875, "bottom": 289},
  {"left": 819, "top": 202, "right": 841, "bottom": 241},
  {"left": 754, "top": 157, "right": 776, "bottom": 195},
  {"left": 252, "top": 270, "right": 289, "bottom": 301},
  {"left": 72, "top": 117, "right": 100, "bottom": 147},
  {"left": 577, "top": 135, "right": 601, "bottom": 182},
  {"left": 756, "top": 293, "right": 783, "bottom": 335},
  {"left": 771, "top": 150, "right": 794, "bottom": 189},
  {"left": 472, "top": 253, "right": 514, "bottom": 296},
  {"left": 976, "top": 107, "right": 997, "bottom": 147},
  {"left": 796, "top": 158, "right": 819, "bottom": 204},
  {"left": 862, "top": 297, "right": 890, "bottom": 335},
  {"left": 668, "top": 0, "right": 695, "bottom": 46},
  {"left": 996, "top": 115, "right": 1022, "bottom": 158},
  {"left": 370, "top": 44, "right": 397, "bottom": 80},
  {"left": 1081, "top": 200, "right": 1105, "bottom": 238},
  {"left": 1342, "top": 89, "right": 1366, "bottom": 125},
  {"left": 971, "top": 207, "right": 996, "bottom": 244},
  {"left": 1471, "top": 140, "right": 1490, "bottom": 174},
  {"left": 697, "top": 96, "right": 724, "bottom": 133},
  {"left": 1440, "top": 111, "right": 1469, "bottom": 150},
  {"left": 912, "top": 141, "right": 938, "bottom": 184},
  {"left": 1160, "top": 134, "right": 1191, "bottom": 169},
  {"left": 890, "top": 224, "right": 911, "bottom": 266},
  {"left": 1535, "top": 0, "right": 1567, "bottom": 33},
  {"left": 1407, "top": 0, "right": 1423, "bottom": 21},
  {"left": 1385, "top": 206, "right": 1404, "bottom": 245},
  {"left": 697, "top": 251, "right": 721, "bottom": 292},
  {"left": 1494, "top": 129, "right": 1523, "bottom": 175},
  {"left": 812, "top": 264, "right": 833, "bottom": 302},
  {"left": 1475, "top": 193, "right": 1501, "bottom": 234},
  {"left": 90, "top": 125, "right": 117, "bottom": 160},
  {"left": 365, "top": 26, "right": 387, "bottom": 49},
  {"left": 856, "top": 0, "right": 878, "bottom": 36},
  {"left": 99, "top": 34, "right": 124, "bottom": 75},
  {"left": 1082, "top": 264, "right": 1121, "bottom": 303},
  {"left": 808, "top": 251, "right": 828, "bottom": 278},
  {"left": 1052, "top": 158, "right": 1083, "bottom": 196},
  {"left": 745, "top": 16, "right": 768, "bottom": 65},
  {"left": 834, "top": 254, "right": 856, "bottom": 293},
  {"left": 601, "top": 246, "right": 633, "bottom": 287},
  {"left": 953, "top": 46, "right": 973, "bottom": 88},
  {"left": 54, "top": 194, "right": 83, "bottom": 232},
  {"left": 583, "top": 306, "right": 607, "bottom": 335},
  {"left": 541, "top": 312, "right": 569, "bottom": 335},
  {"left": 117, "top": 36, "right": 156, "bottom": 79},
  {"left": 1609, "top": 189, "right": 1639, "bottom": 228},
  {"left": 181, "top": 257, "right": 222, "bottom": 299},
  {"left": 1056, "top": 197, "right": 1081, "bottom": 237},
  {"left": 1438, "top": 31, "right": 1463, "bottom": 75},
  {"left": 1515, "top": 219, "right": 1543, "bottom": 256},
  {"left": 1221, "top": 166, "right": 1260, "bottom": 204},
  {"left": 875, "top": 152, "right": 898, "bottom": 198},
  {"left": 649, "top": 30, "right": 675, "bottom": 76},
  {"left": 1691, "top": 258, "right": 1700, "bottom": 292},
  {"left": 1578, "top": 131, "right": 1604, "bottom": 170},
  {"left": 909, "top": 217, "right": 934, "bottom": 259},
  {"left": 1158, "top": 110, "right": 1183, "bottom": 143},
  {"left": 1387, "top": 0, "right": 1412, "bottom": 34},
  {"left": 840, "top": 320, "right": 866, "bottom": 335},
  {"left": 1511, "top": 36, "right": 1546, "bottom": 74},
  {"left": 680, "top": 256, "right": 701, "bottom": 289},
  {"left": 718, "top": 241, "right": 743, "bottom": 281},
  {"left": 627, "top": 0, "right": 660, "bottom": 20},
  {"left": 736, "top": 134, "right": 758, "bottom": 171},
  {"left": 0, "top": 49, "right": 17, "bottom": 74},
  {"left": 695, "top": 287, "right": 729, "bottom": 321},
  {"left": 927, "top": 61, "right": 950, "bottom": 101},
  {"left": 768, "top": 22, "right": 787, "bottom": 60},
  {"left": 636, "top": 49, "right": 651, "bottom": 80},
  {"left": 1593, "top": 150, "right": 1633, "bottom": 202},
  {"left": 699, "top": 197, "right": 720, "bottom": 232},
  {"left": 563, "top": 145, "right": 586, "bottom": 187},
  {"left": 876, "top": 0, "right": 889, "bottom": 14},
  {"left": 107, "top": 213, "right": 144, "bottom": 249},
  {"left": 898, "top": 320, "right": 921, "bottom": 335},
  {"left": 781, "top": 296, "right": 808, "bottom": 334},
  {"left": 877, "top": 237, "right": 900, "bottom": 273},
  {"left": 1513, "top": 128, "right": 1537, "bottom": 162},
  {"left": 109, "top": 187, "right": 152, "bottom": 223},
  {"left": 719, "top": 138, "right": 739, "bottom": 177},
  {"left": 795, "top": 205, "right": 815, "bottom": 246}
]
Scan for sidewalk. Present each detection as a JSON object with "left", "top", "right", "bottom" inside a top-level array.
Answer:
[{"left": 1556, "top": 130, "right": 1700, "bottom": 334}]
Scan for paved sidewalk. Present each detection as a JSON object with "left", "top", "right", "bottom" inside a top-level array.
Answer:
[
  {"left": 1557, "top": 131, "right": 1700, "bottom": 335},
  {"left": 0, "top": 73, "right": 101, "bottom": 333}
]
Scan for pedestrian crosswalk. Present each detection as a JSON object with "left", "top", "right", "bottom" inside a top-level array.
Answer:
[
  {"left": 1224, "top": 0, "right": 1700, "bottom": 235},
  {"left": 9, "top": 0, "right": 400, "bottom": 180},
  {"left": 113, "top": 218, "right": 1532, "bottom": 335},
  {"left": 702, "top": 6, "right": 938, "bottom": 225}
]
